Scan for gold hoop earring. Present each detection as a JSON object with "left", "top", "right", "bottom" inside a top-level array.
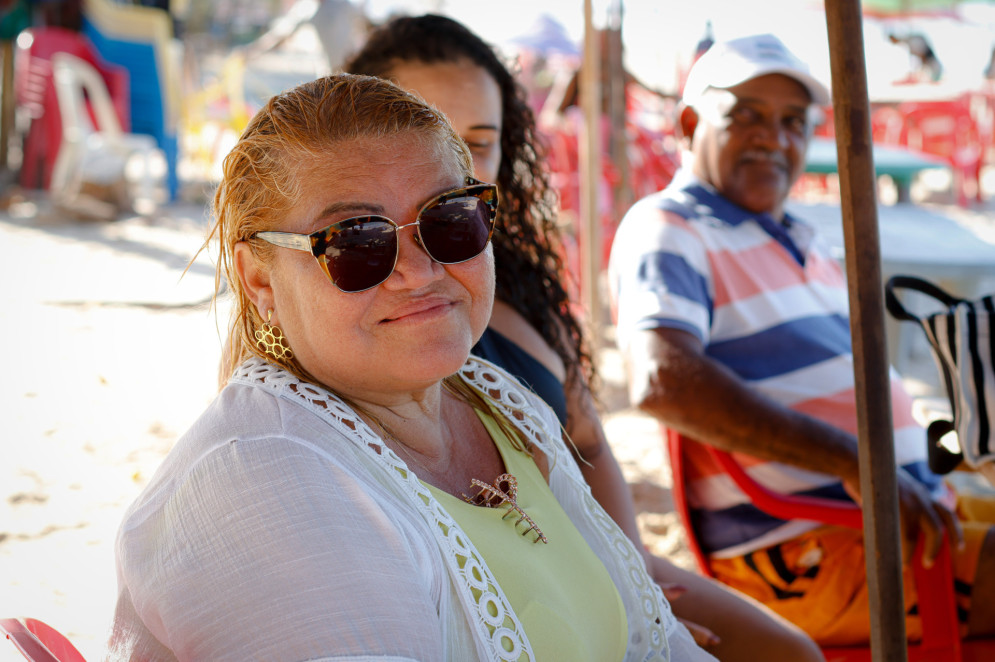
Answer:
[{"left": 255, "top": 309, "right": 294, "bottom": 361}]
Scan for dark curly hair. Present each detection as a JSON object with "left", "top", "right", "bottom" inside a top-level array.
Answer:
[{"left": 343, "top": 14, "right": 594, "bottom": 387}]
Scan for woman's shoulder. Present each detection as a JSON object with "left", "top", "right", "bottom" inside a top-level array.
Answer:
[
  {"left": 485, "top": 300, "right": 566, "bottom": 382},
  {"left": 173, "top": 376, "right": 344, "bottom": 459},
  {"left": 463, "top": 355, "right": 554, "bottom": 416},
  {"left": 112, "top": 375, "right": 448, "bottom": 662},
  {"left": 119, "top": 371, "right": 379, "bottom": 529},
  {"left": 461, "top": 355, "right": 570, "bottom": 468}
]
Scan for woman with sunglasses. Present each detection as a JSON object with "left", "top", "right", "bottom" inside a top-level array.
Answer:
[
  {"left": 106, "top": 74, "right": 712, "bottom": 661},
  {"left": 345, "top": 14, "right": 823, "bottom": 662}
]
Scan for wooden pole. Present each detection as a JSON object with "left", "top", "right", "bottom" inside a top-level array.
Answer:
[
  {"left": 1, "top": 40, "right": 14, "bottom": 171},
  {"left": 824, "top": 2, "right": 908, "bottom": 660},
  {"left": 579, "top": 0, "right": 602, "bottom": 340},
  {"left": 606, "top": 1, "right": 630, "bottom": 225}
]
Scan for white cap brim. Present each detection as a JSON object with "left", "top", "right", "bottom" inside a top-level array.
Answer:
[{"left": 682, "top": 34, "right": 831, "bottom": 108}]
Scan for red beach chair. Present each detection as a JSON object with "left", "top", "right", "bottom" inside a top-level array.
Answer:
[
  {"left": 0, "top": 618, "right": 86, "bottom": 662},
  {"left": 897, "top": 97, "right": 985, "bottom": 207},
  {"left": 665, "top": 428, "right": 995, "bottom": 661}
]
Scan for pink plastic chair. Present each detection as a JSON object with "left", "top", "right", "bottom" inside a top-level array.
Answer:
[
  {"left": 665, "top": 429, "right": 995, "bottom": 662},
  {"left": 0, "top": 618, "right": 86, "bottom": 662}
]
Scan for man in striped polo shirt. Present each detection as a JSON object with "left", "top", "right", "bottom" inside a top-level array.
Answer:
[{"left": 609, "top": 33, "right": 995, "bottom": 645}]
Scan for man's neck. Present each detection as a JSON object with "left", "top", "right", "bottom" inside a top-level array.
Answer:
[{"left": 678, "top": 170, "right": 787, "bottom": 222}]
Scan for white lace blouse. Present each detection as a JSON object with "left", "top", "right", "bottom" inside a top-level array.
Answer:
[{"left": 107, "top": 357, "right": 713, "bottom": 661}]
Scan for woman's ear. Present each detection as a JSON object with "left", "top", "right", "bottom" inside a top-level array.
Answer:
[{"left": 234, "top": 242, "right": 273, "bottom": 315}]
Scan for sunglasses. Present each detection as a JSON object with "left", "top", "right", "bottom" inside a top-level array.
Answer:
[{"left": 253, "top": 178, "right": 498, "bottom": 293}]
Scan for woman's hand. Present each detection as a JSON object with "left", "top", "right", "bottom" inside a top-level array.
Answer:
[{"left": 658, "top": 582, "right": 722, "bottom": 648}]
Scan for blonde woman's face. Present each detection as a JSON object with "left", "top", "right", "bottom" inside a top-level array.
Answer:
[
  {"left": 249, "top": 134, "right": 495, "bottom": 400},
  {"left": 389, "top": 59, "right": 503, "bottom": 185}
]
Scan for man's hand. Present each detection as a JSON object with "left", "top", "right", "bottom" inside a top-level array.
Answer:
[
  {"left": 896, "top": 468, "right": 963, "bottom": 566},
  {"left": 844, "top": 468, "right": 963, "bottom": 566}
]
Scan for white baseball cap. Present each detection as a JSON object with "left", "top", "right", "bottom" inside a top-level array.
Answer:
[{"left": 682, "top": 34, "right": 830, "bottom": 108}]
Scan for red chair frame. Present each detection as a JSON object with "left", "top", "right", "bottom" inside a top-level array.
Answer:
[
  {"left": 665, "top": 428, "right": 995, "bottom": 661},
  {"left": 0, "top": 618, "right": 86, "bottom": 662}
]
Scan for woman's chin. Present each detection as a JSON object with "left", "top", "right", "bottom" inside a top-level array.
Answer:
[
  {"left": 408, "top": 341, "right": 475, "bottom": 379},
  {"left": 379, "top": 341, "right": 475, "bottom": 391}
]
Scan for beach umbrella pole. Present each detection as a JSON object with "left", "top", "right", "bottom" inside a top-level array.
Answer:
[
  {"left": 579, "top": 0, "right": 603, "bottom": 340},
  {"left": 824, "top": 1, "right": 908, "bottom": 660}
]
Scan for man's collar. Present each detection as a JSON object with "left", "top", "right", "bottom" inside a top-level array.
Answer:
[{"left": 669, "top": 170, "right": 806, "bottom": 265}]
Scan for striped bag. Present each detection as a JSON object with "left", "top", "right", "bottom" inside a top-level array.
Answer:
[{"left": 885, "top": 275, "right": 994, "bottom": 481}]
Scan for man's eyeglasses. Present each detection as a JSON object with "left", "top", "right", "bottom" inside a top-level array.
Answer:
[{"left": 253, "top": 178, "right": 498, "bottom": 293}]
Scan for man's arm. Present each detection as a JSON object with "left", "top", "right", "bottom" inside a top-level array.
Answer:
[
  {"left": 627, "top": 325, "right": 961, "bottom": 562},
  {"left": 628, "top": 326, "right": 863, "bottom": 481}
]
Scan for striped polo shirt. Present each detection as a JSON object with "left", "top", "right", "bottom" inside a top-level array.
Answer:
[{"left": 609, "top": 175, "right": 942, "bottom": 557}]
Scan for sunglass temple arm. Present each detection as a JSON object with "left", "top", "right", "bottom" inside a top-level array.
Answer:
[{"left": 254, "top": 232, "right": 314, "bottom": 252}]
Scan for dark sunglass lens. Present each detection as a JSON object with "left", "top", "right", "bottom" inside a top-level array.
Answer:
[
  {"left": 418, "top": 195, "right": 493, "bottom": 264},
  {"left": 323, "top": 219, "right": 397, "bottom": 292}
]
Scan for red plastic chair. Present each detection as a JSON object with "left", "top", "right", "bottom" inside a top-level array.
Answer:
[
  {"left": 0, "top": 618, "right": 87, "bottom": 662},
  {"left": 14, "top": 27, "right": 130, "bottom": 190},
  {"left": 870, "top": 105, "right": 907, "bottom": 146},
  {"left": 896, "top": 96, "right": 985, "bottom": 207},
  {"left": 813, "top": 104, "right": 835, "bottom": 138},
  {"left": 665, "top": 429, "right": 995, "bottom": 662},
  {"left": 538, "top": 113, "right": 679, "bottom": 305}
]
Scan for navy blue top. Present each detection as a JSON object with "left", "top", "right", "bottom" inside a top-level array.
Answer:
[{"left": 472, "top": 327, "right": 569, "bottom": 428}]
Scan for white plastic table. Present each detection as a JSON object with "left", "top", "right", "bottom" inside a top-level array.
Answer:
[{"left": 785, "top": 199, "right": 995, "bottom": 392}]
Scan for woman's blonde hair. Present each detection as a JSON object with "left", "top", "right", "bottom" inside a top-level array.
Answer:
[{"left": 208, "top": 73, "right": 474, "bottom": 384}]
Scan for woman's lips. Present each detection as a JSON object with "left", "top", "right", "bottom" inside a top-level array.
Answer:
[{"left": 380, "top": 297, "right": 456, "bottom": 324}]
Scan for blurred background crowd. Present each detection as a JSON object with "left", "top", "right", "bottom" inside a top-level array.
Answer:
[{"left": 3, "top": 0, "right": 995, "bottom": 225}]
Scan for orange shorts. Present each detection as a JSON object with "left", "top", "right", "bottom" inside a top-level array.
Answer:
[{"left": 710, "top": 489, "right": 995, "bottom": 646}]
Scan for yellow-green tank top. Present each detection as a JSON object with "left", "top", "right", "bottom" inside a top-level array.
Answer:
[{"left": 424, "top": 411, "right": 627, "bottom": 661}]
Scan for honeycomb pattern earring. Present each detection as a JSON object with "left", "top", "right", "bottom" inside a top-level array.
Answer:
[{"left": 255, "top": 309, "right": 294, "bottom": 361}]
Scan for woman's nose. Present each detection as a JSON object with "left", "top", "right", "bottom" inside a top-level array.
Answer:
[{"left": 384, "top": 222, "right": 444, "bottom": 289}]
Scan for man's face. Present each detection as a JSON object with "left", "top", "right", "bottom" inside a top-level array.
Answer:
[{"left": 687, "top": 74, "right": 813, "bottom": 218}]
